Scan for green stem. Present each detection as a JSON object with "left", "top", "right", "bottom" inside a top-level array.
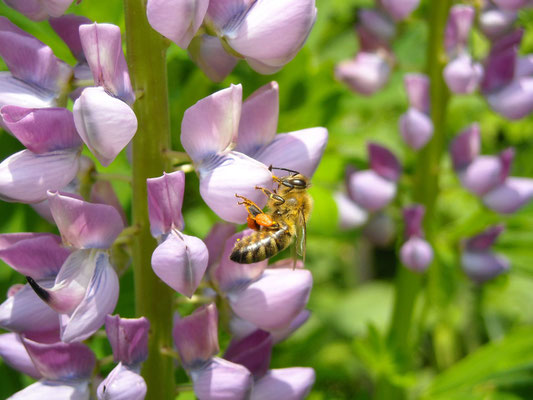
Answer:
[
  {"left": 123, "top": 1, "right": 175, "bottom": 398},
  {"left": 379, "top": 1, "right": 452, "bottom": 398}
]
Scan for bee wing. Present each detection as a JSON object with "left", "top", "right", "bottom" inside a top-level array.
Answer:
[{"left": 294, "top": 207, "right": 307, "bottom": 268}]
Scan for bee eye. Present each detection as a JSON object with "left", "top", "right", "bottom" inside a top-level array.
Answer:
[{"left": 290, "top": 178, "right": 307, "bottom": 188}]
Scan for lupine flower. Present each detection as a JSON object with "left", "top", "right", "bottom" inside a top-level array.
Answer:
[
  {"left": 188, "top": 34, "right": 239, "bottom": 82},
  {"left": 335, "top": 52, "right": 392, "bottom": 96},
  {"left": 443, "top": 5, "right": 483, "bottom": 94},
  {"left": 97, "top": 315, "right": 149, "bottom": 400},
  {"left": 461, "top": 225, "right": 509, "bottom": 283},
  {"left": 362, "top": 212, "right": 396, "bottom": 248},
  {"left": 0, "top": 17, "right": 72, "bottom": 122},
  {"left": 7, "top": 338, "right": 96, "bottom": 400},
  {"left": 73, "top": 23, "right": 138, "bottom": 166},
  {"left": 481, "top": 29, "right": 533, "bottom": 119},
  {"left": 347, "top": 143, "right": 402, "bottom": 212},
  {"left": 478, "top": 3, "right": 517, "bottom": 40},
  {"left": 399, "top": 73, "right": 433, "bottom": 149},
  {"left": 3, "top": 0, "right": 74, "bottom": 21},
  {"left": 0, "top": 106, "right": 82, "bottom": 203},
  {"left": 334, "top": 192, "right": 369, "bottom": 230},
  {"left": 180, "top": 83, "right": 327, "bottom": 223},
  {"left": 379, "top": 0, "right": 421, "bottom": 21},
  {"left": 399, "top": 205, "right": 433, "bottom": 272},
  {"left": 450, "top": 124, "right": 533, "bottom": 213},
  {"left": 492, "top": 0, "right": 533, "bottom": 10},
  {"left": 25, "top": 192, "right": 122, "bottom": 342},
  {"left": 147, "top": 171, "right": 209, "bottom": 298}
]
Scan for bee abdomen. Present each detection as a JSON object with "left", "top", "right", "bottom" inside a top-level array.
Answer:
[{"left": 230, "top": 227, "right": 292, "bottom": 264}]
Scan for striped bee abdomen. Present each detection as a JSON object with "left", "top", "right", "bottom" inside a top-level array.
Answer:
[{"left": 230, "top": 227, "right": 293, "bottom": 264}]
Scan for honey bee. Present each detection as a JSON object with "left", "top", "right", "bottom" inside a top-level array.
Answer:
[{"left": 230, "top": 167, "right": 312, "bottom": 265}]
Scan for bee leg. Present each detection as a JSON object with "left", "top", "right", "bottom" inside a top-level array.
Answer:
[
  {"left": 255, "top": 186, "right": 285, "bottom": 205},
  {"left": 235, "top": 194, "right": 265, "bottom": 231}
]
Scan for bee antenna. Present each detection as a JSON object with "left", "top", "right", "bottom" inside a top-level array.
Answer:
[{"left": 269, "top": 166, "right": 301, "bottom": 175}]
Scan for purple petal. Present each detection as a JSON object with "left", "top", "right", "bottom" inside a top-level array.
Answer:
[
  {"left": 181, "top": 84, "right": 242, "bottom": 164},
  {"left": 404, "top": 73, "right": 430, "bottom": 113},
  {"left": 335, "top": 52, "right": 391, "bottom": 96},
  {"left": 461, "top": 250, "right": 509, "bottom": 283},
  {"left": 481, "top": 30, "right": 522, "bottom": 93},
  {"left": 445, "top": 5, "right": 475, "bottom": 54},
  {"left": 254, "top": 127, "right": 328, "bottom": 178},
  {"left": 483, "top": 177, "right": 533, "bottom": 214},
  {"left": 223, "top": 0, "right": 317, "bottom": 69},
  {"left": 147, "top": 0, "right": 209, "bottom": 48},
  {"left": 465, "top": 225, "right": 505, "bottom": 251},
  {"left": 60, "top": 252, "right": 119, "bottom": 342},
  {"left": 486, "top": 77, "right": 533, "bottom": 120},
  {"left": 400, "top": 237, "right": 433, "bottom": 272},
  {"left": 444, "top": 55, "right": 484, "bottom": 94},
  {"left": 49, "top": 15, "right": 92, "bottom": 61},
  {"left": 334, "top": 192, "right": 368, "bottom": 230},
  {"left": 22, "top": 338, "right": 95, "bottom": 381},
  {"left": 79, "top": 23, "right": 134, "bottom": 103},
  {"left": 212, "top": 230, "right": 268, "bottom": 293},
  {"left": 191, "top": 357, "right": 253, "bottom": 400},
  {"left": 1, "top": 106, "right": 81, "bottom": 153},
  {"left": 0, "top": 17, "right": 72, "bottom": 92},
  {"left": 479, "top": 7, "right": 517, "bottom": 40},
  {"left": 147, "top": 171, "right": 185, "bottom": 237},
  {"left": 48, "top": 191, "right": 124, "bottom": 249},
  {"left": 105, "top": 315, "right": 150, "bottom": 366},
  {"left": 199, "top": 152, "right": 273, "bottom": 224},
  {"left": 0, "top": 149, "right": 79, "bottom": 204},
  {"left": 347, "top": 170, "right": 397, "bottom": 211},
  {"left": 368, "top": 143, "right": 402, "bottom": 181},
  {"left": 362, "top": 212, "right": 396, "bottom": 247},
  {"left": 90, "top": 181, "right": 128, "bottom": 225},
  {"left": 0, "top": 283, "right": 60, "bottom": 341},
  {"left": 0, "top": 233, "right": 70, "bottom": 279},
  {"left": 493, "top": 0, "right": 530, "bottom": 10},
  {"left": 515, "top": 55, "right": 533, "bottom": 78},
  {"left": 0, "top": 333, "right": 41, "bottom": 379},
  {"left": 459, "top": 155, "right": 506, "bottom": 196},
  {"left": 271, "top": 309, "right": 310, "bottom": 344},
  {"left": 403, "top": 205, "right": 425, "bottom": 238},
  {"left": 380, "top": 0, "right": 420, "bottom": 21},
  {"left": 206, "top": 0, "right": 256, "bottom": 29},
  {"left": 359, "top": 8, "right": 395, "bottom": 42},
  {"left": 204, "top": 223, "right": 237, "bottom": 272},
  {"left": 235, "top": 82, "right": 279, "bottom": 156},
  {"left": 7, "top": 284, "right": 25, "bottom": 298},
  {"left": 97, "top": 363, "right": 146, "bottom": 400},
  {"left": 450, "top": 123, "right": 480, "bottom": 170},
  {"left": 399, "top": 108, "right": 434, "bottom": 150},
  {"left": 0, "top": 73, "right": 56, "bottom": 118},
  {"left": 188, "top": 34, "right": 239, "bottom": 83},
  {"left": 6, "top": 0, "right": 74, "bottom": 20},
  {"left": 229, "top": 268, "right": 312, "bottom": 331},
  {"left": 173, "top": 303, "right": 219, "bottom": 369},
  {"left": 7, "top": 381, "right": 90, "bottom": 400},
  {"left": 252, "top": 368, "right": 315, "bottom": 400},
  {"left": 151, "top": 231, "right": 208, "bottom": 298},
  {"left": 245, "top": 57, "right": 284, "bottom": 75},
  {"left": 73, "top": 87, "right": 138, "bottom": 166},
  {"left": 224, "top": 330, "right": 272, "bottom": 379}
]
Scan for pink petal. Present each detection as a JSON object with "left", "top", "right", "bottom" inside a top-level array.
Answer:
[
  {"left": 199, "top": 152, "right": 273, "bottom": 224},
  {"left": 465, "top": 225, "right": 505, "bottom": 251},
  {"left": 245, "top": 57, "right": 284, "bottom": 75},
  {"left": 97, "top": 363, "right": 146, "bottom": 400},
  {"left": 0, "top": 73, "right": 56, "bottom": 118},
  {"left": 90, "top": 181, "right": 128, "bottom": 225},
  {"left": 60, "top": 252, "right": 119, "bottom": 342},
  {"left": 212, "top": 230, "right": 268, "bottom": 293},
  {"left": 3, "top": 0, "right": 49, "bottom": 21},
  {"left": 73, "top": 87, "right": 138, "bottom": 166},
  {"left": 181, "top": 84, "right": 242, "bottom": 163},
  {"left": 459, "top": 155, "right": 505, "bottom": 196},
  {"left": 483, "top": 177, "right": 533, "bottom": 214},
  {"left": 271, "top": 309, "right": 310, "bottom": 344},
  {"left": 380, "top": 0, "right": 420, "bottom": 21},
  {"left": 461, "top": 251, "right": 510, "bottom": 283},
  {"left": 1, "top": 106, "right": 81, "bottom": 153},
  {"left": 252, "top": 368, "right": 315, "bottom": 400},
  {"left": 0, "top": 333, "right": 41, "bottom": 379},
  {"left": 450, "top": 123, "right": 480, "bottom": 170},
  {"left": 105, "top": 315, "right": 150, "bottom": 365},
  {"left": 0, "top": 233, "right": 70, "bottom": 279},
  {"left": 444, "top": 55, "right": 484, "bottom": 94},
  {"left": 49, "top": 15, "right": 92, "bottom": 61},
  {"left": 0, "top": 149, "right": 79, "bottom": 204},
  {"left": 347, "top": 170, "right": 397, "bottom": 211},
  {"left": 486, "top": 77, "right": 533, "bottom": 120},
  {"left": 223, "top": 0, "right": 317, "bottom": 68},
  {"left": 404, "top": 73, "right": 430, "bottom": 113},
  {"left": 399, "top": 108, "right": 434, "bottom": 150},
  {"left": 235, "top": 82, "right": 279, "bottom": 156},
  {"left": 368, "top": 143, "right": 402, "bottom": 181},
  {"left": 22, "top": 338, "right": 95, "bottom": 380},
  {"left": 151, "top": 231, "right": 209, "bottom": 298},
  {"left": 147, "top": 171, "right": 185, "bottom": 237},
  {"left": 229, "top": 268, "right": 313, "bottom": 331},
  {"left": 359, "top": 9, "right": 395, "bottom": 43},
  {"left": 7, "top": 381, "right": 90, "bottom": 400},
  {"left": 191, "top": 357, "right": 253, "bottom": 400},
  {"left": 147, "top": 0, "right": 209, "bottom": 48},
  {"left": 254, "top": 127, "right": 328, "bottom": 178},
  {"left": 173, "top": 303, "right": 219, "bottom": 369},
  {"left": 334, "top": 192, "right": 368, "bottom": 230},
  {"left": 445, "top": 5, "right": 475, "bottom": 54},
  {"left": 188, "top": 34, "right": 239, "bottom": 82},
  {"left": 204, "top": 223, "right": 236, "bottom": 272},
  {"left": 403, "top": 205, "right": 425, "bottom": 238},
  {"left": 224, "top": 330, "right": 272, "bottom": 379},
  {"left": 400, "top": 236, "right": 433, "bottom": 272},
  {"left": 79, "top": 23, "right": 134, "bottom": 103},
  {"left": 335, "top": 52, "right": 391, "bottom": 96}
]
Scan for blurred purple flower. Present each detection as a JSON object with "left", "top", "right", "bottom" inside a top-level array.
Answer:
[
  {"left": 461, "top": 225, "right": 509, "bottom": 283},
  {"left": 3, "top": 0, "right": 74, "bottom": 21},
  {"left": 399, "top": 205, "right": 433, "bottom": 272},
  {"left": 335, "top": 52, "right": 391, "bottom": 96},
  {"left": 362, "top": 212, "right": 396, "bottom": 248},
  {"left": 334, "top": 192, "right": 369, "bottom": 230},
  {"left": 492, "top": 0, "right": 533, "bottom": 10},
  {"left": 379, "top": 0, "right": 420, "bottom": 21},
  {"left": 251, "top": 368, "right": 316, "bottom": 400},
  {"left": 478, "top": 4, "right": 517, "bottom": 40},
  {"left": 399, "top": 73, "right": 433, "bottom": 149}
]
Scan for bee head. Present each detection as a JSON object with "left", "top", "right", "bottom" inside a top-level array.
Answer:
[{"left": 269, "top": 166, "right": 310, "bottom": 190}]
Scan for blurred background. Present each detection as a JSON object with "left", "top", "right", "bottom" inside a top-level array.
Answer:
[{"left": 2, "top": 0, "right": 533, "bottom": 399}]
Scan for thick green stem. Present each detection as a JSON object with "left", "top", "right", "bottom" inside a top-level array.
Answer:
[
  {"left": 378, "top": 1, "right": 452, "bottom": 398},
  {"left": 123, "top": 1, "right": 174, "bottom": 398}
]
